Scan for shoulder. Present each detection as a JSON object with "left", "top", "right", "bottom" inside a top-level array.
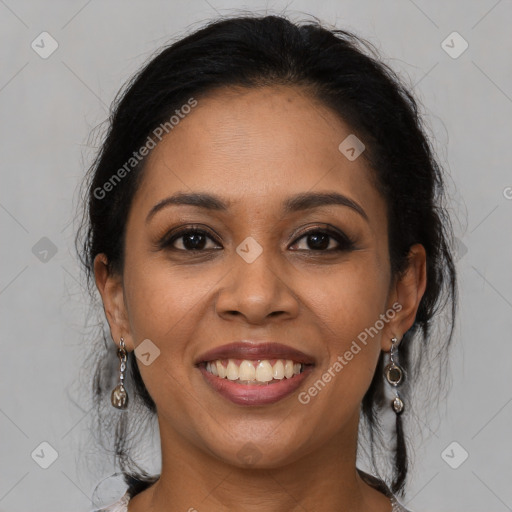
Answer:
[{"left": 90, "top": 490, "right": 130, "bottom": 512}]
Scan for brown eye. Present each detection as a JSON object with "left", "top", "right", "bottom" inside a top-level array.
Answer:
[
  {"left": 161, "top": 229, "right": 222, "bottom": 251},
  {"left": 291, "top": 228, "right": 355, "bottom": 252}
]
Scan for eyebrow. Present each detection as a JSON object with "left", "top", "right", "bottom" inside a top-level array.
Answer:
[{"left": 146, "top": 191, "right": 368, "bottom": 223}]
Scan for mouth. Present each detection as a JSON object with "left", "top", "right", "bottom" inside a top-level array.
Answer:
[{"left": 194, "top": 341, "right": 316, "bottom": 406}]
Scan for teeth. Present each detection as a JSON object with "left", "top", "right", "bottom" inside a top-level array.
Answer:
[
  {"left": 272, "top": 360, "right": 285, "bottom": 380},
  {"left": 255, "top": 361, "right": 273, "bottom": 382},
  {"left": 226, "top": 360, "right": 239, "bottom": 380},
  {"left": 239, "top": 360, "right": 256, "bottom": 380},
  {"left": 216, "top": 360, "right": 226, "bottom": 378},
  {"left": 205, "top": 358, "right": 304, "bottom": 383},
  {"left": 284, "top": 360, "right": 294, "bottom": 379}
]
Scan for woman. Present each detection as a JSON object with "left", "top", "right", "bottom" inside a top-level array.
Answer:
[{"left": 77, "top": 14, "right": 456, "bottom": 512}]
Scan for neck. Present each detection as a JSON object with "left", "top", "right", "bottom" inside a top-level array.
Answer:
[{"left": 130, "top": 412, "right": 392, "bottom": 512}]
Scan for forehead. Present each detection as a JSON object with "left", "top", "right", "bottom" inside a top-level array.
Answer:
[{"left": 131, "top": 85, "right": 383, "bottom": 219}]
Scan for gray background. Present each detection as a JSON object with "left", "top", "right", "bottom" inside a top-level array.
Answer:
[{"left": 1, "top": 1, "right": 511, "bottom": 511}]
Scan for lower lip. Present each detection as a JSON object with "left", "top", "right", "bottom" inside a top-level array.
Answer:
[{"left": 198, "top": 364, "right": 314, "bottom": 406}]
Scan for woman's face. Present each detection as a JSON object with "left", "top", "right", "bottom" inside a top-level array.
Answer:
[{"left": 96, "top": 85, "right": 424, "bottom": 468}]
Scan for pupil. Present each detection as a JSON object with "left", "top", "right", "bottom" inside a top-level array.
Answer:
[
  {"left": 183, "top": 233, "right": 206, "bottom": 250},
  {"left": 308, "top": 233, "right": 329, "bottom": 250}
]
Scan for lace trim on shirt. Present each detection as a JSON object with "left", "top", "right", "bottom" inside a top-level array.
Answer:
[{"left": 94, "top": 491, "right": 130, "bottom": 512}]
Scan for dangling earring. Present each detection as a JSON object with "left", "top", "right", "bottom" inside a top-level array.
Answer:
[
  {"left": 111, "top": 337, "right": 129, "bottom": 409},
  {"left": 384, "top": 337, "right": 404, "bottom": 414}
]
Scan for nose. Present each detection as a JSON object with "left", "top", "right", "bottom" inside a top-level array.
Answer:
[{"left": 215, "top": 247, "right": 300, "bottom": 325}]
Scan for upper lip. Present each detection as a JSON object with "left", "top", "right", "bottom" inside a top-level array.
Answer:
[{"left": 195, "top": 341, "right": 316, "bottom": 365}]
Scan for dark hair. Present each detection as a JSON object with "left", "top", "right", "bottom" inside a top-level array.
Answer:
[{"left": 76, "top": 13, "right": 457, "bottom": 500}]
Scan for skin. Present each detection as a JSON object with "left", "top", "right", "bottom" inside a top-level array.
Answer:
[{"left": 94, "top": 85, "right": 426, "bottom": 512}]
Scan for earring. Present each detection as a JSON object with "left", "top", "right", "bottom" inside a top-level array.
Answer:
[
  {"left": 111, "top": 337, "right": 129, "bottom": 409},
  {"left": 384, "top": 337, "right": 404, "bottom": 414}
]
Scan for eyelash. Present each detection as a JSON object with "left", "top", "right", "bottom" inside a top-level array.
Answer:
[{"left": 158, "top": 225, "right": 356, "bottom": 253}]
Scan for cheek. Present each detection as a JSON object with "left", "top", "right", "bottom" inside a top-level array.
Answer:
[
  {"left": 121, "top": 257, "right": 211, "bottom": 410},
  {"left": 123, "top": 260, "right": 208, "bottom": 343},
  {"left": 300, "top": 256, "right": 389, "bottom": 396},
  {"left": 299, "top": 266, "right": 386, "bottom": 437},
  {"left": 305, "top": 255, "right": 389, "bottom": 337}
]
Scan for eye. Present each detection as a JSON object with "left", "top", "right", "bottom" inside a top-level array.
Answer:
[
  {"left": 160, "top": 228, "right": 222, "bottom": 251},
  {"left": 157, "top": 225, "right": 355, "bottom": 253},
  {"left": 290, "top": 227, "right": 355, "bottom": 252}
]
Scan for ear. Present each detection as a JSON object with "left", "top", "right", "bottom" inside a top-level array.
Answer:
[
  {"left": 382, "top": 243, "right": 427, "bottom": 351},
  {"left": 93, "top": 253, "right": 133, "bottom": 351}
]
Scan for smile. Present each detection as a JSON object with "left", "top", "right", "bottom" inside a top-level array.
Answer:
[{"left": 198, "top": 359, "right": 315, "bottom": 406}]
